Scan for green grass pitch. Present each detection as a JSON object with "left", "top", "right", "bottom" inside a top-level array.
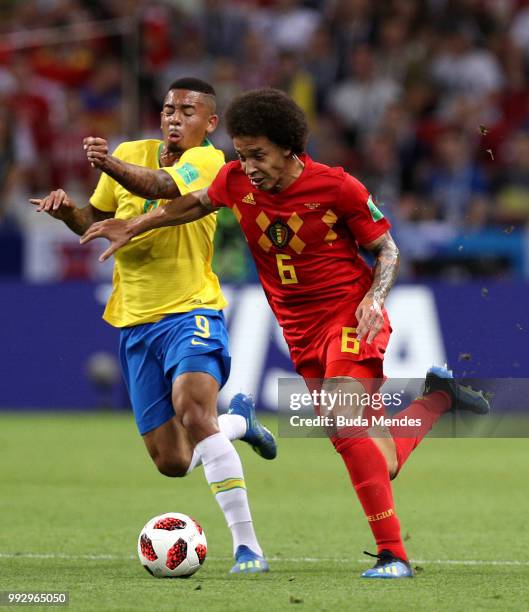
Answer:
[{"left": 1, "top": 412, "right": 528, "bottom": 611}]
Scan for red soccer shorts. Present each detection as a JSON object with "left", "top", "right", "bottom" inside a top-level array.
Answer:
[{"left": 290, "top": 305, "right": 392, "bottom": 394}]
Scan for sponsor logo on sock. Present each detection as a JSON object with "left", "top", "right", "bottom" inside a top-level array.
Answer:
[{"left": 367, "top": 508, "right": 395, "bottom": 522}]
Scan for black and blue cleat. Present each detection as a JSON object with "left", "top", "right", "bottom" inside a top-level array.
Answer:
[{"left": 424, "top": 365, "right": 491, "bottom": 415}]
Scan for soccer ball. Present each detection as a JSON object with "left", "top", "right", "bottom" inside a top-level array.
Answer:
[{"left": 137, "top": 512, "right": 207, "bottom": 578}]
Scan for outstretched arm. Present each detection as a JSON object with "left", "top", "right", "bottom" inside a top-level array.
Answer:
[
  {"left": 80, "top": 188, "right": 215, "bottom": 261},
  {"left": 355, "top": 231, "right": 400, "bottom": 344},
  {"left": 83, "top": 137, "right": 180, "bottom": 199},
  {"left": 29, "top": 189, "right": 113, "bottom": 235}
]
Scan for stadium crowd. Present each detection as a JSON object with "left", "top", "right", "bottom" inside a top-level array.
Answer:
[{"left": 1, "top": 0, "right": 529, "bottom": 280}]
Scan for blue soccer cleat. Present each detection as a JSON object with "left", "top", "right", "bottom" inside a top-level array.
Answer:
[
  {"left": 227, "top": 393, "right": 277, "bottom": 460},
  {"left": 424, "top": 365, "right": 491, "bottom": 415},
  {"left": 361, "top": 550, "right": 414, "bottom": 579},
  {"left": 230, "top": 545, "right": 270, "bottom": 574}
]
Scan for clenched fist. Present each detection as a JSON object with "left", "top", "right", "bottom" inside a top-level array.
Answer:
[{"left": 83, "top": 136, "right": 109, "bottom": 169}]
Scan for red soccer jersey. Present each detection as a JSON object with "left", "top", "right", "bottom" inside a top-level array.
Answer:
[{"left": 207, "top": 154, "right": 391, "bottom": 349}]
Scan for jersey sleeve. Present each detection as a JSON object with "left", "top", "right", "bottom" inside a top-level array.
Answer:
[
  {"left": 160, "top": 146, "right": 225, "bottom": 196},
  {"left": 89, "top": 143, "right": 127, "bottom": 212},
  {"left": 206, "top": 162, "right": 233, "bottom": 209},
  {"left": 338, "top": 174, "right": 391, "bottom": 245}
]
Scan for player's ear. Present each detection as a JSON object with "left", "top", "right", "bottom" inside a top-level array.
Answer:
[
  {"left": 206, "top": 114, "right": 219, "bottom": 135},
  {"left": 284, "top": 148, "right": 292, "bottom": 158}
]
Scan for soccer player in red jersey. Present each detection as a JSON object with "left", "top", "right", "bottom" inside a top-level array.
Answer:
[{"left": 81, "top": 89, "right": 489, "bottom": 578}]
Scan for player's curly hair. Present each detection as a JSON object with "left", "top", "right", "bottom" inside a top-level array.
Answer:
[{"left": 225, "top": 89, "right": 308, "bottom": 154}]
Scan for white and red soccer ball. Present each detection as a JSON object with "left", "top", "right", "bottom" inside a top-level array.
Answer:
[{"left": 138, "top": 512, "right": 207, "bottom": 577}]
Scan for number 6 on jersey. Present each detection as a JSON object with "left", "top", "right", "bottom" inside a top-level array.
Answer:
[{"left": 276, "top": 254, "right": 298, "bottom": 285}]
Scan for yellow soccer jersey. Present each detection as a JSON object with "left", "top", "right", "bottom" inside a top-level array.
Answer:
[{"left": 90, "top": 139, "right": 226, "bottom": 327}]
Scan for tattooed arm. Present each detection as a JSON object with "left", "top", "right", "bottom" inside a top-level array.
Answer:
[
  {"left": 80, "top": 188, "right": 214, "bottom": 261},
  {"left": 355, "top": 231, "right": 400, "bottom": 343},
  {"left": 83, "top": 137, "right": 180, "bottom": 199}
]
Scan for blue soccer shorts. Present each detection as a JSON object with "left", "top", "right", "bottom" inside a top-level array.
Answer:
[{"left": 119, "top": 309, "right": 231, "bottom": 435}]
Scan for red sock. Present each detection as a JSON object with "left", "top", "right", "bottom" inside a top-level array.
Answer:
[
  {"left": 390, "top": 391, "right": 451, "bottom": 473},
  {"left": 333, "top": 435, "right": 407, "bottom": 561}
]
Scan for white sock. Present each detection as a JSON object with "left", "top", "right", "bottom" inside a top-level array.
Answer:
[
  {"left": 195, "top": 431, "right": 263, "bottom": 556},
  {"left": 186, "top": 414, "right": 247, "bottom": 473},
  {"left": 218, "top": 413, "right": 247, "bottom": 440}
]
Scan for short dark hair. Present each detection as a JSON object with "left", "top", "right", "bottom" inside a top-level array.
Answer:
[
  {"left": 167, "top": 77, "right": 216, "bottom": 97},
  {"left": 225, "top": 88, "right": 308, "bottom": 154}
]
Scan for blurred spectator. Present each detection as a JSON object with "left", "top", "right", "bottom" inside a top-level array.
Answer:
[
  {"left": 199, "top": 0, "right": 249, "bottom": 59},
  {"left": 359, "top": 132, "right": 401, "bottom": 209},
  {"left": 157, "top": 35, "right": 211, "bottom": 102},
  {"left": 420, "top": 127, "right": 489, "bottom": 227},
  {"left": 0, "top": 105, "right": 23, "bottom": 276},
  {"left": 141, "top": 4, "right": 173, "bottom": 74},
  {"left": 304, "top": 25, "right": 339, "bottom": 112},
  {"left": 249, "top": 0, "right": 321, "bottom": 54},
  {"left": 430, "top": 23, "right": 503, "bottom": 102},
  {"left": 327, "top": 44, "right": 401, "bottom": 144},
  {"left": 79, "top": 58, "right": 121, "bottom": 114},
  {"left": 237, "top": 30, "right": 276, "bottom": 90},
  {"left": 209, "top": 56, "right": 244, "bottom": 153},
  {"left": 510, "top": 4, "right": 529, "bottom": 56},
  {"left": 49, "top": 89, "right": 98, "bottom": 192},
  {"left": 270, "top": 50, "right": 316, "bottom": 124},
  {"left": 0, "top": 105, "right": 18, "bottom": 217},
  {"left": 31, "top": 40, "right": 93, "bottom": 88},
  {"left": 329, "top": 0, "right": 374, "bottom": 68},
  {"left": 375, "top": 15, "right": 415, "bottom": 82},
  {"left": 7, "top": 55, "right": 55, "bottom": 191},
  {"left": 308, "top": 118, "right": 357, "bottom": 169},
  {"left": 493, "top": 130, "right": 529, "bottom": 225}
]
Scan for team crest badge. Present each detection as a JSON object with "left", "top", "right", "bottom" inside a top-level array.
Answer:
[{"left": 267, "top": 220, "right": 290, "bottom": 248}]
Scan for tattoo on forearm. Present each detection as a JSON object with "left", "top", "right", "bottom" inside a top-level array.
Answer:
[
  {"left": 105, "top": 158, "right": 179, "bottom": 199},
  {"left": 370, "top": 236, "right": 400, "bottom": 303},
  {"left": 64, "top": 206, "right": 113, "bottom": 236}
]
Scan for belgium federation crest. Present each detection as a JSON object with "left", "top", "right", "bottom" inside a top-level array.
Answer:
[{"left": 267, "top": 220, "right": 290, "bottom": 248}]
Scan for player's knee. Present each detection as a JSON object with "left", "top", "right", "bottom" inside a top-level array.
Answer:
[
  {"left": 180, "top": 404, "right": 217, "bottom": 437},
  {"left": 152, "top": 452, "right": 189, "bottom": 478},
  {"left": 388, "top": 455, "right": 399, "bottom": 480}
]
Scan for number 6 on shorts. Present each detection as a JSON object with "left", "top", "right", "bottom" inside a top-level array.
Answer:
[{"left": 341, "top": 326, "right": 360, "bottom": 354}]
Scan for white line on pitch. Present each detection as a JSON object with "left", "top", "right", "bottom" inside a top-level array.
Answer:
[{"left": 1, "top": 552, "right": 529, "bottom": 566}]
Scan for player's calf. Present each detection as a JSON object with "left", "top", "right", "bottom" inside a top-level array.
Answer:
[
  {"left": 152, "top": 454, "right": 191, "bottom": 478},
  {"left": 143, "top": 417, "right": 195, "bottom": 477}
]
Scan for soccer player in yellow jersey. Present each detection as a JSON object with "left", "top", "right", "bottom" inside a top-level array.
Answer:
[{"left": 29, "top": 78, "right": 274, "bottom": 574}]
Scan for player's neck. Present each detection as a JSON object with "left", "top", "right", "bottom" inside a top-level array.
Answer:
[{"left": 274, "top": 154, "right": 304, "bottom": 192}]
